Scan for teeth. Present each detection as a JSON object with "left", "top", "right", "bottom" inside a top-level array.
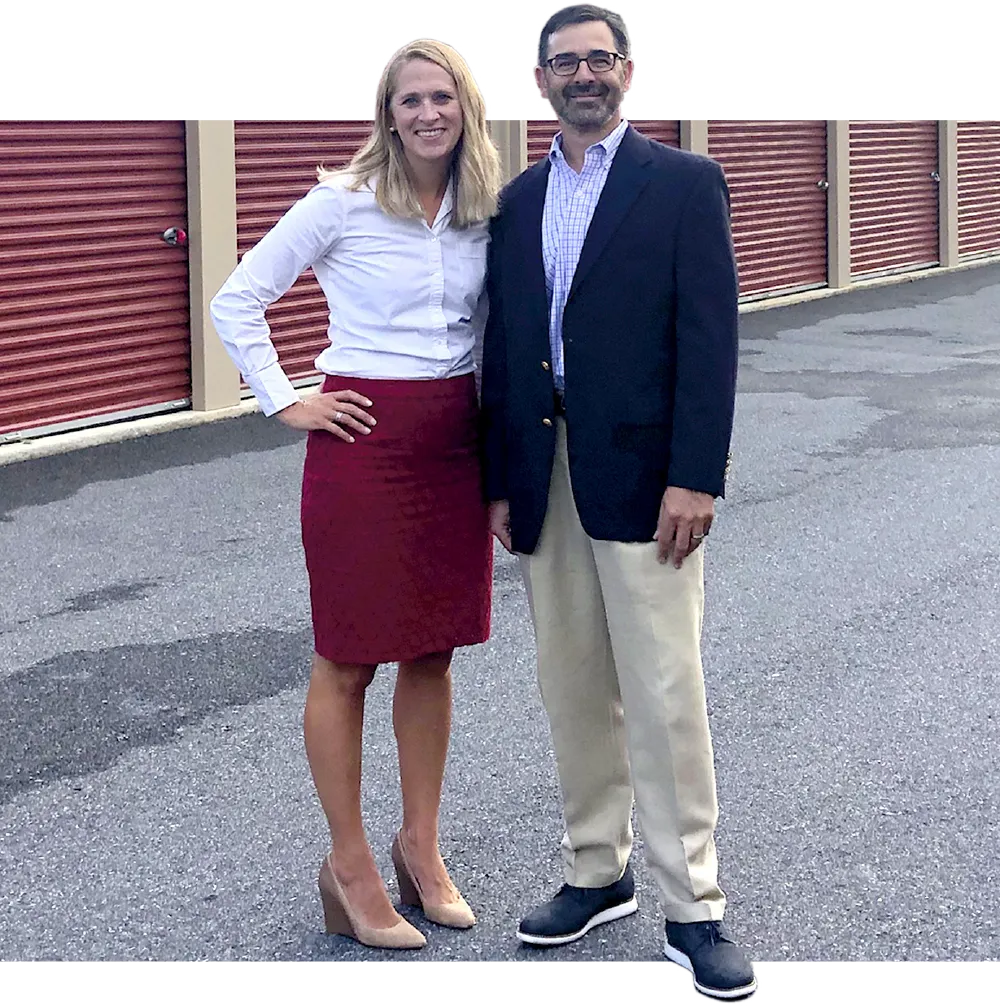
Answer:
[{"left": 417, "top": 129, "right": 444, "bottom": 137}]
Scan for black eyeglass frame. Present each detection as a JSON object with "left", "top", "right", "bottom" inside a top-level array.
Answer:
[{"left": 543, "top": 49, "right": 626, "bottom": 76}]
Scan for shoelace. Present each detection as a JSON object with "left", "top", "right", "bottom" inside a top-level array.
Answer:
[{"left": 698, "top": 921, "right": 733, "bottom": 948}]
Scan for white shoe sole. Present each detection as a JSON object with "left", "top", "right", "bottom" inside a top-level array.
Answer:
[
  {"left": 516, "top": 897, "right": 639, "bottom": 946},
  {"left": 663, "top": 938, "right": 758, "bottom": 999}
]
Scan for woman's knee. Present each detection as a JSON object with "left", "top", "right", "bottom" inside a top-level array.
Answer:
[
  {"left": 312, "top": 654, "right": 377, "bottom": 694},
  {"left": 399, "top": 649, "right": 453, "bottom": 677}
]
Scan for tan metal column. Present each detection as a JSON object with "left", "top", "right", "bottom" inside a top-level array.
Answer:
[
  {"left": 827, "top": 120, "right": 851, "bottom": 288},
  {"left": 680, "top": 120, "right": 709, "bottom": 154},
  {"left": 938, "top": 120, "right": 960, "bottom": 267},
  {"left": 186, "top": 120, "right": 240, "bottom": 411},
  {"left": 489, "top": 120, "right": 528, "bottom": 184}
]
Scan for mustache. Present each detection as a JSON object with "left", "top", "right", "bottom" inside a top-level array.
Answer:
[{"left": 563, "top": 84, "right": 609, "bottom": 97}]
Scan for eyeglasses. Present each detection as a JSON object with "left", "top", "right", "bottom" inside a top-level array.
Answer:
[{"left": 544, "top": 49, "right": 625, "bottom": 76}]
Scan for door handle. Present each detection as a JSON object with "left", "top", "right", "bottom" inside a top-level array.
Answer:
[{"left": 162, "top": 226, "right": 187, "bottom": 247}]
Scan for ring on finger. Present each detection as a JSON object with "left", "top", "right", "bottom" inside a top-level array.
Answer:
[
  {"left": 692, "top": 532, "right": 706, "bottom": 540},
  {"left": 334, "top": 411, "right": 344, "bottom": 423}
]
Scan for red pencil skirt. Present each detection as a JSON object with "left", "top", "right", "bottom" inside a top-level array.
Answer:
[{"left": 300, "top": 372, "right": 492, "bottom": 665}]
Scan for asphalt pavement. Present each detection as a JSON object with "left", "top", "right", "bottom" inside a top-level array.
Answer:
[{"left": 2, "top": 264, "right": 999, "bottom": 965}]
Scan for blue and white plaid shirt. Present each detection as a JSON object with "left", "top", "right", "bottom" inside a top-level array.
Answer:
[{"left": 542, "top": 117, "right": 630, "bottom": 391}]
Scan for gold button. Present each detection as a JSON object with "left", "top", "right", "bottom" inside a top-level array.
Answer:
[
  {"left": 541, "top": 361, "right": 550, "bottom": 370},
  {"left": 542, "top": 418, "right": 553, "bottom": 427}
]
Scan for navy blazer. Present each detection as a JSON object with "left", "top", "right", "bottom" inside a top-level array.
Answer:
[{"left": 480, "top": 125, "right": 739, "bottom": 555}]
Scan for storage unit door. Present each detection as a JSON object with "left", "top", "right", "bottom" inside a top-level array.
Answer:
[
  {"left": 0, "top": 121, "right": 191, "bottom": 440},
  {"left": 850, "top": 121, "right": 940, "bottom": 278},
  {"left": 527, "top": 120, "right": 559, "bottom": 165},
  {"left": 957, "top": 121, "right": 1000, "bottom": 259},
  {"left": 526, "top": 120, "right": 679, "bottom": 164},
  {"left": 708, "top": 121, "right": 828, "bottom": 300},
  {"left": 234, "top": 122, "right": 373, "bottom": 384}
]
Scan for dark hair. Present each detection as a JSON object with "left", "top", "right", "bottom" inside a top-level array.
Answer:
[{"left": 537, "top": 5, "right": 630, "bottom": 67}]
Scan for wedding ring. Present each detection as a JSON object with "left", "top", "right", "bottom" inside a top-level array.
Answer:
[{"left": 334, "top": 411, "right": 344, "bottom": 423}]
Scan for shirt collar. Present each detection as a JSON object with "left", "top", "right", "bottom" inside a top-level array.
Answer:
[
  {"left": 548, "top": 117, "right": 630, "bottom": 166},
  {"left": 435, "top": 176, "right": 456, "bottom": 226}
]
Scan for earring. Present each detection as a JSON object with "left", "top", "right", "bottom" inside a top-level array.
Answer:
[{"left": 389, "top": 126, "right": 397, "bottom": 133}]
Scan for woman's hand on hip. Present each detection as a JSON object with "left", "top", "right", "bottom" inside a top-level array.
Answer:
[{"left": 277, "top": 390, "right": 377, "bottom": 442}]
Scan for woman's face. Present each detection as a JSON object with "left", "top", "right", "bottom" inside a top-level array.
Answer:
[{"left": 389, "top": 58, "right": 464, "bottom": 172}]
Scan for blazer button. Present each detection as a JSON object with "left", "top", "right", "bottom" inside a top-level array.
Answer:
[
  {"left": 542, "top": 418, "right": 553, "bottom": 427},
  {"left": 541, "top": 361, "right": 550, "bottom": 370}
]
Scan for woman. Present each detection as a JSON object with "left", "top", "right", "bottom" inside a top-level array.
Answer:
[{"left": 210, "top": 40, "right": 502, "bottom": 950}]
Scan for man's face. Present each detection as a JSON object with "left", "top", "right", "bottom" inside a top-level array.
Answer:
[{"left": 535, "top": 21, "right": 633, "bottom": 132}]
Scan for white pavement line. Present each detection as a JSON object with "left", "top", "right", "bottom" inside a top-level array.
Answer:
[{"left": 2, "top": 252, "right": 999, "bottom": 469}]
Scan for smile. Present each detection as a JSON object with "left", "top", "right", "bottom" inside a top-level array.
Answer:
[{"left": 416, "top": 128, "right": 446, "bottom": 138}]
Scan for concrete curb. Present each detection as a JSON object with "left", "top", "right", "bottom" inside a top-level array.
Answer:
[{"left": 3, "top": 253, "right": 999, "bottom": 468}]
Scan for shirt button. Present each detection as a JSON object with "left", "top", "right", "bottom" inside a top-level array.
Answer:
[{"left": 542, "top": 418, "right": 553, "bottom": 427}]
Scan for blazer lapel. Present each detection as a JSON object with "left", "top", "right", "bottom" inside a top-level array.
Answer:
[
  {"left": 568, "top": 126, "right": 652, "bottom": 301},
  {"left": 512, "top": 159, "right": 551, "bottom": 326}
]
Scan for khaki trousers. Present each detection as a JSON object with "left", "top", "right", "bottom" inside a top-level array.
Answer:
[{"left": 518, "top": 419, "right": 726, "bottom": 922}]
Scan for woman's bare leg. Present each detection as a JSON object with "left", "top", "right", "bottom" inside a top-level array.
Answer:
[{"left": 304, "top": 652, "right": 400, "bottom": 928}]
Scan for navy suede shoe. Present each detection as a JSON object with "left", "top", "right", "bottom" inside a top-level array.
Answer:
[
  {"left": 516, "top": 863, "right": 637, "bottom": 946},
  {"left": 664, "top": 920, "right": 757, "bottom": 999}
]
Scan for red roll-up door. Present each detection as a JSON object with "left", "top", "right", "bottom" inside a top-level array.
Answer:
[
  {"left": 234, "top": 121, "right": 373, "bottom": 384},
  {"left": 850, "top": 121, "right": 940, "bottom": 278},
  {"left": 526, "top": 120, "right": 680, "bottom": 165},
  {"left": 527, "top": 120, "right": 559, "bottom": 165},
  {"left": 708, "top": 121, "right": 828, "bottom": 300},
  {"left": 957, "top": 121, "right": 1000, "bottom": 259},
  {"left": 0, "top": 121, "right": 191, "bottom": 441}
]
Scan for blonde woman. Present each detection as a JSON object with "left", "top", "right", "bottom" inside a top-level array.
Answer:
[{"left": 211, "top": 40, "right": 502, "bottom": 950}]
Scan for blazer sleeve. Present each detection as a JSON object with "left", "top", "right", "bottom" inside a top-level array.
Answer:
[
  {"left": 479, "top": 210, "right": 509, "bottom": 502},
  {"left": 666, "top": 160, "right": 739, "bottom": 497}
]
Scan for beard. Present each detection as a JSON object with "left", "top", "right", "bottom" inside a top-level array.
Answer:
[{"left": 548, "top": 78, "right": 623, "bottom": 131}]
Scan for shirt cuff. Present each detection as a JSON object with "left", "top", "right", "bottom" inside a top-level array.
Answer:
[{"left": 246, "top": 361, "right": 300, "bottom": 417}]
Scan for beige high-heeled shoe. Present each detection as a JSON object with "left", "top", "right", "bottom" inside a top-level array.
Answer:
[
  {"left": 318, "top": 854, "right": 426, "bottom": 949},
  {"left": 391, "top": 831, "right": 476, "bottom": 929}
]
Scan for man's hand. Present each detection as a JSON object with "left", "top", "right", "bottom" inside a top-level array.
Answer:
[
  {"left": 489, "top": 500, "right": 513, "bottom": 554},
  {"left": 653, "top": 486, "right": 714, "bottom": 568},
  {"left": 277, "top": 390, "right": 377, "bottom": 442}
]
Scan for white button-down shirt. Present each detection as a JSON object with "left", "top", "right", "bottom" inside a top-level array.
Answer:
[
  {"left": 210, "top": 174, "right": 489, "bottom": 416},
  {"left": 542, "top": 118, "right": 630, "bottom": 391}
]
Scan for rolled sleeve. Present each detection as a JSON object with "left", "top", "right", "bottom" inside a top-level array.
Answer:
[{"left": 209, "top": 183, "right": 346, "bottom": 416}]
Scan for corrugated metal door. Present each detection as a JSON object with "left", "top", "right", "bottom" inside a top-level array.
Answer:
[
  {"left": 850, "top": 121, "right": 940, "bottom": 278},
  {"left": 234, "top": 121, "right": 372, "bottom": 384},
  {"left": 957, "top": 121, "right": 1000, "bottom": 259},
  {"left": 0, "top": 121, "right": 190, "bottom": 441},
  {"left": 708, "top": 121, "right": 828, "bottom": 299},
  {"left": 526, "top": 120, "right": 680, "bottom": 164}
]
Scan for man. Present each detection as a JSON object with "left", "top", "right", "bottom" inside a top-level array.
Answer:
[{"left": 480, "top": 5, "right": 755, "bottom": 1000}]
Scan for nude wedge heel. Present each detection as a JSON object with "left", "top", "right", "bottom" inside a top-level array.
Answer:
[
  {"left": 318, "top": 854, "right": 426, "bottom": 949},
  {"left": 391, "top": 831, "right": 476, "bottom": 929}
]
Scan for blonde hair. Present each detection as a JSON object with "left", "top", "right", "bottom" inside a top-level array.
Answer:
[{"left": 318, "top": 39, "right": 501, "bottom": 228}]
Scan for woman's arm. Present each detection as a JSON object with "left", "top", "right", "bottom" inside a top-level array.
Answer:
[{"left": 209, "top": 183, "right": 346, "bottom": 417}]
